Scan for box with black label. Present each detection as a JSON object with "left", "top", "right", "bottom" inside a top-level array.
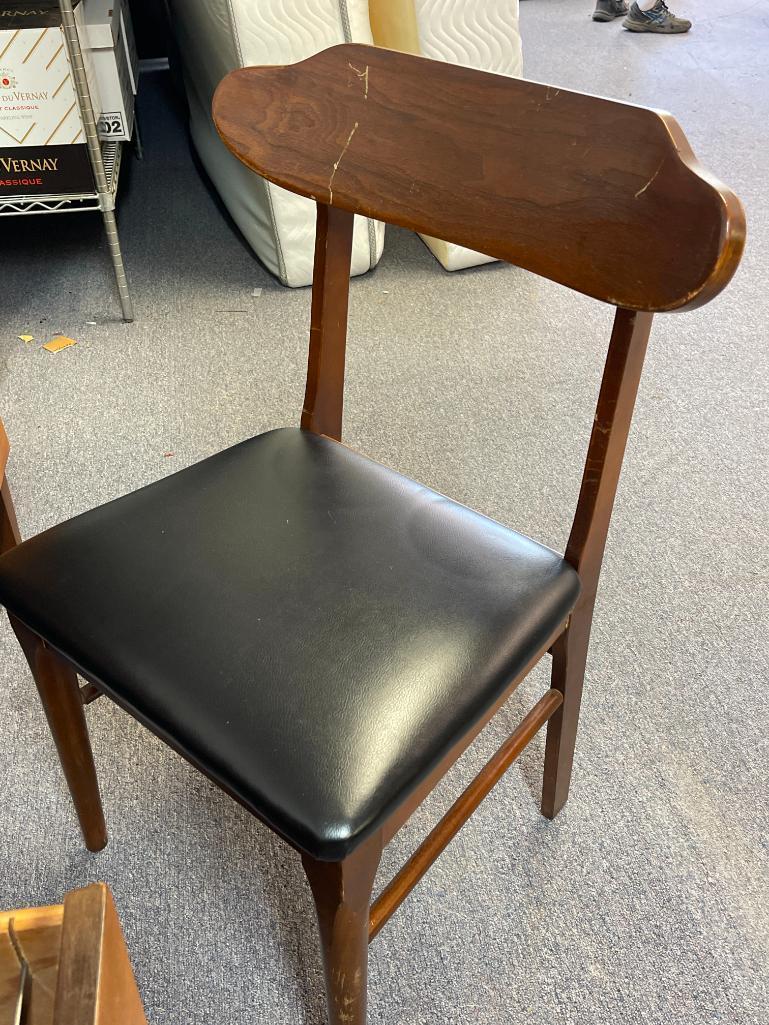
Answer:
[
  {"left": 0, "top": 0, "right": 102, "bottom": 195},
  {"left": 0, "top": 142, "right": 94, "bottom": 195}
]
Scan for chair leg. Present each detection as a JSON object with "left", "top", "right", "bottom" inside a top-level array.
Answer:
[
  {"left": 302, "top": 834, "right": 382, "bottom": 1025},
  {"left": 541, "top": 607, "right": 593, "bottom": 819},
  {"left": 0, "top": 476, "right": 21, "bottom": 554},
  {"left": 9, "top": 614, "right": 108, "bottom": 852}
]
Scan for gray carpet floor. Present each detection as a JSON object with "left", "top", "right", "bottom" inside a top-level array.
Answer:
[{"left": 0, "top": 1, "right": 767, "bottom": 1022}]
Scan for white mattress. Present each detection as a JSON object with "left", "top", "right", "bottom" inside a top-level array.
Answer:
[
  {"left": 167, "top": 0, "right": 384, "bottom": 287},
  {"left": 370, "top": 0, "right": 522, "bottom": 272}
]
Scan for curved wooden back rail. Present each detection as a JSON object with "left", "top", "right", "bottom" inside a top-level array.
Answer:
[{"left": 214, "top": 43, "right": 745, "bottom": 313}]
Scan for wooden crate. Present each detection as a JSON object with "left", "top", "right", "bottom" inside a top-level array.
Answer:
[{"left": 0, "top": 884, "right": 147, "bottom": 1025}]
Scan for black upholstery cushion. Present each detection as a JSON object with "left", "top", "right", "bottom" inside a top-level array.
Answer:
[{"left": 0, "top": 429, "right": 580, "bottom": 860}]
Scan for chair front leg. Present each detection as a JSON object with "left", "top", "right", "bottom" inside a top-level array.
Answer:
[
  {"left": 9, "top": 614, "right": 107, "bottom": 852},
  {"left": 541, "top": 603, "right": 593, "bottom": 819},
  {"left": 302, "top": 833, "right": 382, "bottom": 1025}
]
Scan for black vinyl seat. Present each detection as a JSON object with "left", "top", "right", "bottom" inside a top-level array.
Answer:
[{"left": 0, "top": 428, "right": 580, "bottom": 860}]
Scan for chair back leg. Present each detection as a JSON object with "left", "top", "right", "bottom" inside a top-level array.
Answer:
[
  {"left": 302, "top": 834, "right": 382, "bottom": 1025},
  {"left": 9, "top": 615, "right": 108, "bottom": 852},
  {"left": 541, "top": 605, "right": 593, "bottom": 819}
]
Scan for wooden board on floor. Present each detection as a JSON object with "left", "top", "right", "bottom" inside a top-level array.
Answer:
[{"left": 0, "top": 886, "right": 147, "bottom": 1025}]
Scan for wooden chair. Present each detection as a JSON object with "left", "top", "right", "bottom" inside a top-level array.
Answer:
[{"left": 0, "top": 45, "right": 744, "bottom": 1025}]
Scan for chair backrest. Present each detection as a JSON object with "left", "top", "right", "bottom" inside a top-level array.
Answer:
[
  {"left": 213, "top": 44, "right": 745, "bottom": 599},
  {"left": 213, "top": 43, "right": 744, "bottom": 312}
]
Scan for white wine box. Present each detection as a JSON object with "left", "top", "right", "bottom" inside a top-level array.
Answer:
[
  {"left": 83, "top": 0, "right": 137, "bottom": 140},
  {"left": 0, "top": 0, "right": 102, "bottom": 195}
]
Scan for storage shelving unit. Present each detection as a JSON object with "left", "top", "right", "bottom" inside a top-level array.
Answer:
[{"left": 0, "top": 0, "right": 134, "bottom": 322}]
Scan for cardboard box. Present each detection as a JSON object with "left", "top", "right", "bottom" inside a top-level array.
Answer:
[
  {"left": 84, "top": 0, "right": 120, "bottom": 47},
  {"left": 83, "top": 0, "right": 136, "bottom": 140},
  {"left": 0, "top": 1, "right": 102, "bottom": 195}
]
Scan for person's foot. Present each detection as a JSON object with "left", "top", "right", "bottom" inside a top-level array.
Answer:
[
  {"left": 593, "top": 0, "right": 629, "bottom": 22},
  {"left": 623, "top": 0, "right": 692, "bottom": 32}
]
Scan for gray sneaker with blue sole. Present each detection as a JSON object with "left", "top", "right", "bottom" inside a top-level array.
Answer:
[{"left": 623, "top": 0, "right": 692, "bottom": 32}]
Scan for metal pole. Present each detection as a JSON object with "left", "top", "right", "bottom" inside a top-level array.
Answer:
[{"left": 58, "top": 0, "right": 134, "bottom": 322}]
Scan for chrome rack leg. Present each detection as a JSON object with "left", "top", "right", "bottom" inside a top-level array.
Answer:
[
  {"left": 58, "top": 0, "right": 135, "bottom": 322},
  {"left": 101, "top": 207, "right": 134, "bottom": 322}
]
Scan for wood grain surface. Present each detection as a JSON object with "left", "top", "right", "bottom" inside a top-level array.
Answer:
[{"left": 214, "top": 44, "right": 745, "bottom": 312}]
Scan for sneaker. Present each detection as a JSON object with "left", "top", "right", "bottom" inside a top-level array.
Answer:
[
  {"left": 623, "top": 0, "right": 692, "bottom": 32},
  {"left": 593, "top": 0, "right": 629, "bottom": 21}
]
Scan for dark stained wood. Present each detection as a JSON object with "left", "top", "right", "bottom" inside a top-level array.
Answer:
[
  {"left": 301, "top": 203, "right": 355, "bottom": 439},
  {"left": 213, "top": 44, "right": 745, "bottom": 312},
  {"left": 80, "top": 682, "right": 103, "bottom": 705},
  {"left": 303, "top": 834, "right": 383, "bottom": 1025},
  {"left": 9, "top": 616, "right": 107, "bottom": 852},
  {"left": 566, "top": 308, "right": 655, "bottom": 594},
  {"left": 542, "top": 307, "right": 654, "bottom": 818},
  {"left": 370, "top": 688, "right": 563, "bottom": 941},
  {"left": 541, "top": 617, "right": 592, "bottom": 820}
]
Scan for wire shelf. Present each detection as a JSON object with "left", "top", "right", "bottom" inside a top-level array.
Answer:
[
  {"left": 0, "top": 142, "right": 122, "bottom": 216},
  {"left": 0, "top": 0, "right": 133, "bottom": 320}
]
